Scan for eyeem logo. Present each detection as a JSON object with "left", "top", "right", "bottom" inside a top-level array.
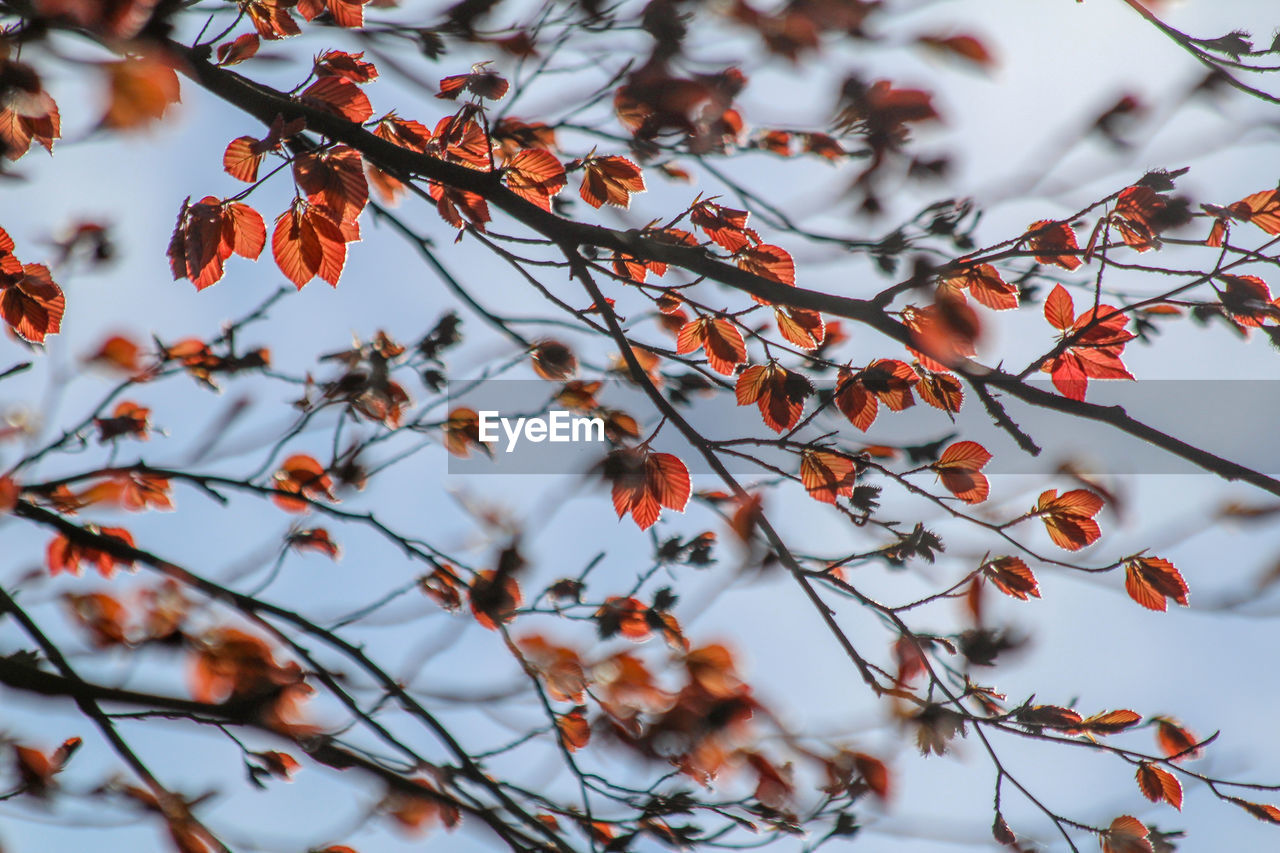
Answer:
[{"left": 477, "top": 410, "right": 606, "bottom": 453}]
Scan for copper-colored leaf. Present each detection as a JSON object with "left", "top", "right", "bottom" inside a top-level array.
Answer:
[
  {"left": 504, "top": 149, "right": 566, "bottom": 210},
  {"left": 1101, "top": 815, "right": 1152, "bottom": 853},
  {"left": 556, "top": 710, "right": 590, "bottom": 751},
  {"left": 606, "top": 448, "right": 691, "bottom": 530},
  {"left": 675, "top": 316, "right": 747, "bottom": 376},
  {"left": 272, "top": 203, "right": 348, "bottom": 289},
  {"left": 102, "top": 55, "right": 180, "bottom": 129},
  {"left": 1154, "top": 717, "right": 1201, "bottom": 761},
  {"left": 800, "top": 450, "right": 857, "bottom": 505},
  {"left": 300, "top": 76, "right": 373, "bottom": 123},
  {"left": 1136, "top": 762, "right": 1182, "bottom": 810},
  {"left": 216, "top": 34, "right": 261, "bottom": 67},
  {"left": 735, "top": 362, "right": 812, "bottom": 433},
  {"left": 579, "top": 155, "right": 645, "bottom": 209},
  {"left": 1124, "top": 557, "right": 1189, "bottom": 612},
  {"left": 983, "top": 556, "right": 1040, "bottom": 600},
  {"left": 932, "top": 440, "right": 991, "bottom": 504},
  {"left": 272, "top": 453, "right": 336, "bottom": 512},
  {"left": 1026, "top": 219, "right": 1082, "bottom": 270},
  {"left": 1034, "top": 488, "right": 1103, "bottom": 551},
  {"left": 1, "top": 263, "right": 65, "bottom": 343}
]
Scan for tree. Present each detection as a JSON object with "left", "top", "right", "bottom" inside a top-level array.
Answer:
[{"left": 2, "top": 0, "right": 1280, "bottom": 850}]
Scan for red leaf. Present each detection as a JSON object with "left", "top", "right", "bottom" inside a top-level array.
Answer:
[
  {"left": 293, "top": 146, "right": 369, "bottom": 225},
  {"left": 1, "top": 263, "right": 65, "bottom": 343},
  {"left": 287, "top": 528, "right": 341, "bottom": 559},
  {"left": 944, "top": 263, "right": 1018, "bottom": 310},
  {"left": 314, "top": 50, "right": 378, "bottom": 84},
  {"left": 690, "top": 201, "right": 754, "bottom": 252},
  {"left": 469, "top": 570, "right": 522, "bottom": 629},
  {"left": 919, "top": 33, "right": 995, "bottom": 68},
  {"left": 556, "top": 710, "right": 591, "bottom": 751},
  {"left": 300, "top": 77, "right": 373, "bottom": 123},
  {"left": 101, "top": 55, "right": 181, "bottom": 129},
  {"left": 216, "top": 34, "right": 260, "bottom": 67},
  {"left": 224, "top": 203, "right": 266, "bottom": 260},
  {"left": 1044, "top": 284, "right": 1076, "bottom": 330}
]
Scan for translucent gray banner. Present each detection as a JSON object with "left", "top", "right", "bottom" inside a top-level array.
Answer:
[{"left": 445, "top": 378, "right": 1280, "bottom": 476}]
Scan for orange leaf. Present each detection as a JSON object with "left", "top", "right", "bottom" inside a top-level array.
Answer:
[
  {"left": 1233, "top": 798, "right": 1280, "bottom": 824},
  {"left": 300, "top": 76, "right": 373, "bottom": 123},
  {"left": 919, "top": 33, "right": 995, "bottom": 68},
  {"left": 531, "top": 340, "right": 577, "bottom": 380},
  {"left": 47, "top": 526, "right": 136, "bottom": 579},
  {"left": 287, "top": 528, "right": 341, "bottom": 559},
  {"left": 373, "top": 113, "right": 433, "bottom": 152},
  {"left": 244, "top": 0, "right": 300, "bottom": 39},
  {"left": 932, "top": 440, "right": 991, "bottom": 504},
  {"left": 800, "top": 450, "right": 857, "bottom": 504},
  {"left": 1044, "top": 284, "right": 1076, "bottom": 330},
  {"left": 437, "top": 68, "right": 509, "bottom": 101},
  {"left": 0, "top": 61, "right": 60, "bottom": 161},
  {"left": 775, "top": 307, "right": 825, "bottom": 350},
  {"left": 314, "top": 50, "right": 378, "bottom": 84},
  {"left": 272, "top": 203, "right": 347, "bottom": 289},
  {"left": 579, "top": 156, "right": 645, "bottom": 209},
  {"left": 1154, "top": 717, "right": 1201, "bottom": 761},
  {"left": 216, "top": 34, "right": 260, "bottom": 67},
  {"left": 101, "top": 55, "right": 180, "bottom": 129},
  {"left": 1026, "top": 219, "right": 1082, "bottom": 270},
  {"left": 735, "top": 362, "right": 811, "bottom": 433},
  {"left": 64, "top": 592, "right": 131, "bottom": 647},
  {"left": 1136, "top": 762, "right": 1182, "bottom": 810},
  {"left": 223, "top": 136, "right": 265, "bottom": 183},
  {"left": 293, "top": 146, "right": 369, "bottom": 226},
  {"left": 272, "top": 454, "right": 336, "bottom": 512},
  {"left": 983, "top": 556, "right": 1040, "bottom": 600},
  {"left": 1, "top": 263, "right": 64, "bottom": 343},
  {"left": 690, "top": 201, "right": 754, "bottom": 252},
  {"left": 1034, "top": 488, "right": 1103, "bottom": 551},
  {"left": 556, "top": 710, "right": 590, "bottom": 751},
  {"left": 1124, "top": 557, "right": 1189, "bottom": 612},
  {"left": 1081, "top": 709, "right": 1141, "bottom": 734},
  {"left": 915, "top": 367, "right": 963, "bottom": 414},
  {"left": 675, "top": 316, "right": 746, "bottom": 375},
  {"left": 1101, "top": 815, "right": 1152, "bottom": 853},
  {"left": 943, "top": 263, "right": 1018, "bottom": 310},
  {"left": 469, "top": 570, "right": 522, "bottom": 629},
  {"left": 736, "top": 243, "right": 795, "bottom": 292},
  {"left": 606, "top": 448, "right": 691, "bottom": 530},
  {"left": 504, "top": 149, "right": 566, "bottom": 210},
  {"left": 853, "top": 752, "right": 890, "bottom": 800}
]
